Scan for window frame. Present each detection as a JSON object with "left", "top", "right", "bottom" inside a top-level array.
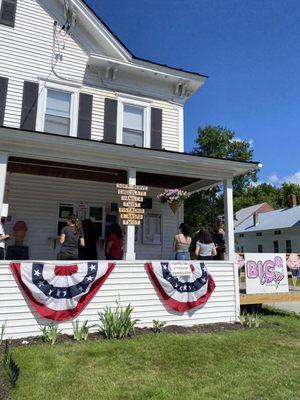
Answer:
[
  {"left": 258, "top": 244, "right": 263, "bottom": 253},
  {"left": 116, "top": 95, "right": 151, "bottom": 148},
  {"left": 142, "top": 213, "right": 162, "bottom": 245},
  {"left": 286, "top": 239, "right": 292, "bottom": 254},
  {"left": 36, "top": 81, "right": 79, "bottom": 137},
  {"left": 0, "top": 0, "right": 17, "bottom": 28},
  {"left": 88, "top": 204, "right": 105, "bottom": 239},
  {"left": 273, "top": 240, "right": 279, "bottom": 253}
]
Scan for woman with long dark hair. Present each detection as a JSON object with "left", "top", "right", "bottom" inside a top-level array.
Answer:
[
  {"left": 105, "top": 223, "right": 123, "bottom": 260},
  {"left": 58, "top": 215, "right": 85, "bottom": 260},
  {"left": 173, "top": 222, "right": 192, "bottom": 260},
  {"left": 195, "top": 229, "right": 217, "bottom": 260}
]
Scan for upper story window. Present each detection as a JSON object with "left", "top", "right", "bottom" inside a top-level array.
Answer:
[
  {"left": 123, "top": 105, "right": 144, "bottom": 146},
  {"left": 117, "top": 96, "right": 150, "bottom": 148},
  {"left": 239, "top": 233, "right": 244, "bottom": 238},
  {"left": 256, "top": 232, "right": 262, "bottom": 236},
  {"left": 36, "top": 81, "right": 79, "bottom": 137},
  {"left": 274, "top": 230, "right": 281, "bottom": 235},
  {"left": 0, "top": 0, "right": 17, "bottom": 27},
  {"left": 44, "top": 90, "right": 71, "bottom": 136}
]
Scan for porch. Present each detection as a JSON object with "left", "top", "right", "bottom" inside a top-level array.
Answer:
[
  {"left": 0, "top": 126, "right": 259, "bottom": 262},
  {"left": 0, "top": 126, "right": 260, "bottom": 338}
]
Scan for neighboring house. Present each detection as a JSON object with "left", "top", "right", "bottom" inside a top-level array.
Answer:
[
  {"left": 0, "top": 0, "right": 259, "bottom": 260},
  {"left": 235, "top": 196, "right": 300, "bottom": 253},
  {"left": 234, "top": 202, "right": 274, "bottom": 227}
]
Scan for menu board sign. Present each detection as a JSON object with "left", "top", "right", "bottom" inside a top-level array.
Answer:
[{"left": 116, "top": 183, "right": 148, "bottom": 226}]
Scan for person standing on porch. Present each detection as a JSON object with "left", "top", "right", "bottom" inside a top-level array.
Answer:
[
  {"left": 0, "top": 218, "right": 10, "bottom": 260},
  {"left": 195, "top": 229, "right": 217, "bottom": 260},
  {"left": 212, "top": 220, "right": 225, "bottom": 260},
  {"left": 173, "top": 223, "right": 192, "bottom": 260},
  {"left": 58, "top": 215, "right": 85, "bottom": 260},
  {"left": 105, "top": 223, "right": 124, "bottom": 260}
]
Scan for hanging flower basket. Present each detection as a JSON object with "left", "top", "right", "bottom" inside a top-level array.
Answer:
[{"left": 157, "top": 189, "right": 190, "bottom": 214}]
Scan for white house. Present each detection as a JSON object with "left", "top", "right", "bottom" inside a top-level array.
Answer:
[
  {"left": 0, "top": 0, "right": 260, "bottom": 337},
  {"left": 235, "top": 196, "right": 300, "bottom": 253}
]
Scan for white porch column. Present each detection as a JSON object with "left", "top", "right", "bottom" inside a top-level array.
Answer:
[
  {"left": 223, "top": 178, "right": 235, "bottom": 261},
  {"left": 124, "top": 167, "right": 136, "bottom": 261},
  {"left": 0, "top": 152, "right": 8, "bottom": 218}
]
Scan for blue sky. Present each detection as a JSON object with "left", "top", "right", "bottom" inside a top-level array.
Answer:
[{"left": 87, "top": 0, "right": 300, "bottom": 185}]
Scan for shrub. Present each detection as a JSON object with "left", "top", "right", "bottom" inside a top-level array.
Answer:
[
  {"left": 2, "top": 340, "right": 20, "bottom": 387},
  {"left": 72, "top": 320, "right": 95, "bottom": 341},
  {"left": 240, "top": 311, "right": 263, "bottom": 328},
  {"left": 98, "top": 303, "right": 139, "bottom": 339},
  {"left": 40, "top": 324, "right": 62, "bottom": 345},
  {"left": 152, "top": 319, "right": 166, "bottom": 333}
]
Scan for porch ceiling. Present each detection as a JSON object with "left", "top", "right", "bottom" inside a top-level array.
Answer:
[{"left": 7, "top": 157, "right": 201, "bottom": 189}]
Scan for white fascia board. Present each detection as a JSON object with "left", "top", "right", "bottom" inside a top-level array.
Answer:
[
  {"left": 89, "top": 54, "right": 206, "bottom": 91},
  {"left": 0, "top": 128, "right": 260, "bottom": 180},
  {"left": 70, "top": 0, "right": 132, "bottom": 62}
]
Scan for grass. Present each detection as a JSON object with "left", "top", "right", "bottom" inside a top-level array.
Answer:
[{"left": 7, "top": 313, "right": 300, "bottom": 400}]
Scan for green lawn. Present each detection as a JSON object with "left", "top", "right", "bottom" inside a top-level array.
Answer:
[{"left": 7, "top": 313, "right": 300, "bottom": 400}]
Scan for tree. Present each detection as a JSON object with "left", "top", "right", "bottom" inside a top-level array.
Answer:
[{"left": 185, "top": 125, "right": 258, "bottom": 230}]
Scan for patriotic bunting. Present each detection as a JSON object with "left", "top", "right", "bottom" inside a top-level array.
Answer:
[
  {"left": 146, "top": 261, "right": 215, "bottom": 312},
  {"left": 10, "top": 261, "right": 114, "bottom": 321}
]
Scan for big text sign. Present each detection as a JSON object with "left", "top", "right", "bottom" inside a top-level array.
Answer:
[{"left": 244, "top": 253, "right": 289, "bottom": 294}]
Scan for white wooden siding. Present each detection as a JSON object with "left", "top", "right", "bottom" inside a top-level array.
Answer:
[
  {"left": 0, "top": 0, "right": 181, "bottom": 150},
  {"left": 0, "top": 260, "right": 238, "bottom": 339},
  {"left": 4, "top": 173, "right": 178, "bottom": 260}
]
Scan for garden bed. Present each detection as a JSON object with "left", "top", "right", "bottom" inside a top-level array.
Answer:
[{"left": 0, "top": 313, "right": 299, "bottom": 400}]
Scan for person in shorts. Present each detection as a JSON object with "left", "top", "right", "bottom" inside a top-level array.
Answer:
[{"left": 58, "top": 215, "right": 85, "bottom": 260}]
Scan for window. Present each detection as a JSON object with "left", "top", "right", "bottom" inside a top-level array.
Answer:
[
  {"left": 286, "top": 240, "right": 292, "bottom": 253},
  {"left": 57, "top": 203, "right": 74, "bottom": 235},
  {"left": 0, "top": 0, "right": 17, "bottom": 27},
  {"left": 241, "top": 246, "right": 244, "bottom": 253},
  {"left": 89, "top": 205, "right": 105, "bottom": 239},
  {"left": 239, "top": 233, "right": 244, "bottom": 238},
  {"left": 274, "top": 230, "right": 281, "bottom": 235},
  {"left": 36, "top": 81, "right": 79, "bottom": 136},
  {"left": 44, "top": 90, "right": 71, "bottom": 135},
  {"left": 258, "top": 244, "right": 263, "bottom": 253},
  {"left": 273, "top": 240, "right": 279, "bottom": 253},
  {"left": 117, "top": 96, "right": 150, "bottom": 148},
  {"left": 143, "top": 213, "right": 162, "bottom": 244},
  {"left": 123, "top": 105, "right": 144, "bottom": 146},
  {"left": 256, "top": 232, "right": 262, "bottom": 237}
]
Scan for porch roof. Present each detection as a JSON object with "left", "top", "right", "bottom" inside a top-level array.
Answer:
[{"left": 0, "top": 127, "right": 260, "bottom": 190}]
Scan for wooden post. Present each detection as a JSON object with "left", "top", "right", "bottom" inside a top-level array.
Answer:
[
  {"left": 124, "top": 168, "right": 136, "bottom": 261},
  {"left": 223, "top": 178, "right": 235, "bottom": 261},
  {"left": 0, "top": 152, "right": 8, "bottom": 219}
]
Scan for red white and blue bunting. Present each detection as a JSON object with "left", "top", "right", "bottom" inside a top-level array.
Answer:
[
  {"left": 146, "top": 261, "right": 215, "bottom": 312},
  {"left": 11, "top": 261, "right": 114, "bottom": 321}
]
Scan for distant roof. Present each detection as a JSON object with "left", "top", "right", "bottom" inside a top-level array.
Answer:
[
  {"left": 235, "top": 205, "right": 300, "bottom": 233},
  {"left": 234, "top": 203, "right": 269, "bottom": 227}
]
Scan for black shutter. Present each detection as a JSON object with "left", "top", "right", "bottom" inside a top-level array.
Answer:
[
  {"left": 0, "top": 0, "right": 17, "bottom": 27},
  {"left": 77, "top": 93, "right": 93, "bottom": 139},
  {"left": 20, "top": 81, "right": 39, "bottom": 130},
  {"left": 103, "top": 98, "right": 117, "bottom": 143},
  {"left": 151, "top": 107, "right": 162, "bottom": 149},
  {"left": 0, "top": 77, "right": 8, "bottom": 126}
]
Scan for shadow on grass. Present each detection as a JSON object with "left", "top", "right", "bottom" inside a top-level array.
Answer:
[{"left": 241, "top": 303, "right": 300, "bottom": 318}]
